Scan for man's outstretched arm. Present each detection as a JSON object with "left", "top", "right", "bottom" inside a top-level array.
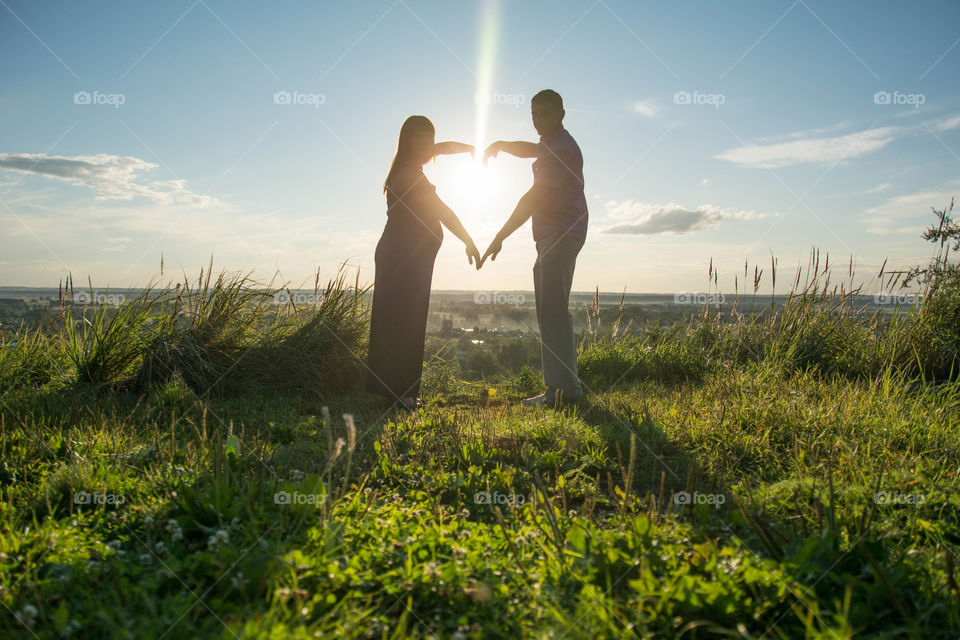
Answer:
[
  {"left": 484, "top": 140, "right": 540, "bottom": 161},
  {"left": 480, "top": 183, "right": 545, "bottom": 266}
]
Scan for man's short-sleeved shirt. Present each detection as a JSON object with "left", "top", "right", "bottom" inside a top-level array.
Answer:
[{"left": 531, "top": 127, "right": 587, "bottom": 243}]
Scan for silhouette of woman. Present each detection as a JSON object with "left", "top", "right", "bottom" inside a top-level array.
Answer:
[{"left": 366, "top": 116, "right": 481, "bottom": 410}]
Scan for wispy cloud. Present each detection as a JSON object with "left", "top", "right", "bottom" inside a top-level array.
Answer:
[
  {"left": 861, "top": 188, "right": 956, "bottom": 235},
  {"left": 630, "top": 99, "right": 659, "bottom": 118},
  {"left": 102, "top": 236, "right": 131, "bottom": 252},
  {"left": 601, "top": 200, "right": 769, "bottom": 235},
  {"left": 936, "top": 114, "right": 960, "bottom": 131},
  {"left": 716, "top": 126, "right": 902, "bottom": 168},
  {"left": 0, "top": 153, "right": 217, "bottom": 206},
  {"left": 717, "top": 113, "right": 960, "bottom": 169}
]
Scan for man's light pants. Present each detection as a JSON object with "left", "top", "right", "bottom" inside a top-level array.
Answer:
[{"left": 533, "top": 230, "right": 584, "bottom": 399}]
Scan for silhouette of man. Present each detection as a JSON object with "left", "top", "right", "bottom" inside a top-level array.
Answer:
[{"left": 482, "top": 89, "right": 587, "bottom": 406}]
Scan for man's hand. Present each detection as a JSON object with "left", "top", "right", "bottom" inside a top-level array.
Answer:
[
  {"left": 482, "top": 142, "right": 501, "bottom": 167},
  {"left": 479, "top": 236, "right": 503, "bottom": 268}
]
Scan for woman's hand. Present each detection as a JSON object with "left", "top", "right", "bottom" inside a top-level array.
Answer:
[
  {"left": 435, "top": 141, "right": 475, "bottom": 158},
  {"left": 465, "top": 239, "right": 482, "bottom": 270}
]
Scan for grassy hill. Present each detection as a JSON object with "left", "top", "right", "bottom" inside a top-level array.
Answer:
[{"left": 0, "top": 203, "right": 958, "bottom": 638}]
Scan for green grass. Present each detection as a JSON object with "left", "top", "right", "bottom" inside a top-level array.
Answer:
[
  {"left": 1, "top": 221, "right": 959, "bottom": 638},
  {"left": 1, "top": 367, "right": 957, "bottom": 638}
]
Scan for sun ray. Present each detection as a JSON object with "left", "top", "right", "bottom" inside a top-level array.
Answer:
[{"left": 473, "top": 0, "right": 501, "bottom": 156}]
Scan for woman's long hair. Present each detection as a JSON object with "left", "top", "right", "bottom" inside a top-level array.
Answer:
[{"left": 383, "top": 115, "right": 435, "bottom": 195}]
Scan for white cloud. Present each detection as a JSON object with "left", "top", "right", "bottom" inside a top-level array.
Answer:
[
  {"left": 601, "top": 200, "right": 769, "bottom": 235},
  {"left": 864, "top": 183, "right": 891, "bottom": 194},
  {"left": 716, "top": 126, "right": 902, "bottom": 168},
  {"left": 102, "top": 236, "right": 131, "bottom": 252},
  {"left": 936, "top": 114, "right": 960, "bottom": 131},
  {"left": 861, "top": 188, "right": 956, "bottom": 235},
  {"left": 0, "top": 153, "right": 217, "bottom": 206},
  {"left": 630, "top": 99, "right": 659, "bottom": 118}
]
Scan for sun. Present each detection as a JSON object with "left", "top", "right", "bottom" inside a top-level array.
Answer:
[
  {"left": 449, "top": 157, "right": 500, "bottom": 207},
  {"left": 434, "top": 156, "right": 505, "bottom": 231}
]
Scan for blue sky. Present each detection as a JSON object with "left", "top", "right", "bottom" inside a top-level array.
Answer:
[{"left": 1, "top": 0, "right": 958, "bottom": 294}]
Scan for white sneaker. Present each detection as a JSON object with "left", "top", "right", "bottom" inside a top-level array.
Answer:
[
  {"left": 522, "top": 388, "right": 582, "bottom": 407},
  {"left": 521, "top": 392, "right": 550, "bottom": 407}
]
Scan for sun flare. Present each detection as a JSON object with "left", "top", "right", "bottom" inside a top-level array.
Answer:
[
  {"left": 449, "top": 158, "right": 501, "bottom": 208},
  {"left": 433, "top": 156, "right": 509, "bottom": 233}
]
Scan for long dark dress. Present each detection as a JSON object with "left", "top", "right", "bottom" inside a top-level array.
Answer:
[{"left": 366, "top": 168, "right": 444, "bottom": 400}]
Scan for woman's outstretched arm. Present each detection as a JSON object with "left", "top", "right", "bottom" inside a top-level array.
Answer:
[
  {"left": 432, "top": 196, "right": 482, "bottom": 269},
  {"left": 434, "top": 141, "right": 475, "bottom": 157}
]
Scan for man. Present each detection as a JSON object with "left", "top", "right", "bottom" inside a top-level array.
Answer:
[{"left": 481, "top": 89, "right": 587, "bottom": 407}]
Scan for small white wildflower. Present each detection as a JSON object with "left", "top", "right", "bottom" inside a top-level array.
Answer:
[
  {"left": 460, "top": 508, "right": 470, "bottom": 518},
  {"left": 19, "top": 604, "right": 38, "bottom": 626},
  {"left": 231, "top": 516, "right": 240, "bottom": 526},
  {"left": 215, "top": 529, "right": 229, "bottom": 545},
  {"left": 144, "top": 516, "right": 154, "bottom": 527},
  {"left": 140, "top": 553, "right": 152, "bottom": 566},
  {"left": 231, "top": 572, "right": 249, "bottom": 590},
  {"left": 155, "top": 541, "right": 167, "bottom": 555},
  {"left": 166, "top": 519, "right": 183, "bottom": 541},
  {"left": 568, "top": 510, "right": 577, "bottom": 519},
  {"left": 107, "top": 539, "right": 122, "bottom": 551},
  {"left": 207, "top": 535, "right": 218, "bottom": 550}
]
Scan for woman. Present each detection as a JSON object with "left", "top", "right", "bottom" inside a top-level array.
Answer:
[{"left": 366, "top": 115, "right": 481, "bottom": 410}]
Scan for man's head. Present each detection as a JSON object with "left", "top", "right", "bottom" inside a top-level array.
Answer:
[{"left": 531, "top": 89, "right": 564, "bottom": 137}]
